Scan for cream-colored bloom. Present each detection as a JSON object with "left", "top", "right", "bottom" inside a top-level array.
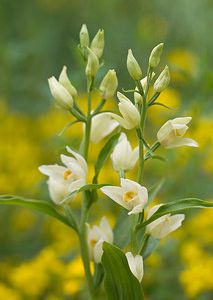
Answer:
[
  {"left": 48, "top": 77, "right": 74, "bottom": 110},
  {"left": 91, "top": 29, "right": 104, "bottom": 58},
  {"left": 110, "top": 133, "right": 139, "bottom": 172},
  {"left": 88, "top": 113, "right": 119, "bottom": 143},
  {"left": 157, "top": 117, "right": 199, "bottom": 149},
  {"left": 101, "top": 179, "right": 148, "bottom": 215},
  {"left": 154, "top": 65, "right": 170, "bottom": 92},
  {"left": 85, "top": 47, "right": 99, "bottom": 77},
  {"left": 126, "top": 252, "right": 143, "bottom": 282},
  {"left": 127, "top": 49, "right": 142, "bottom": 80},
  {"left": 107, "top": 92, "right": 140, "bottom": 130},
  {"left": 99, "top": 69, "right": 118, "bottom": 99},
  {"left": 149, "top": 43, "right": 164, "bottom": 68},
  {"left": 134, "top": 72, "right": 155, "bottom": 104},
  {"left": 59, "top": 66, "right": 77, "bottom": 99},
  {"left": 146, "top": 204, "right": 185, "bottom": 239},
  {"left": 39, "top": 146, "right": 87, "bottom": 205},
  {"left": 79, "top": 24, "right": 89, "bottom": 48},
  {"left": 87, "top": 216, "right": 113, "bottom": 263}
]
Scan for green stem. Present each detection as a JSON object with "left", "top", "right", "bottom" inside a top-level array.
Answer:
[
  {"left": 139, "top": 234, "right": 150, "bottom": 255},
  {"left": 63, "top": 203, "right": 79, "bottom": 232},
  {"left": 129, "top": 214, "right": 138, "bottom": 256},
  {"left": 144, "top": 141, "right": 160, "bottom": 161},
  {"left": 92, "top": 99, "right": 106, "bottom": 115},
  {"left": 118, "top": 169, "right": 125, "bottom": 180}
]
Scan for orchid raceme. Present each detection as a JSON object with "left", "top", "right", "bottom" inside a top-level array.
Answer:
[
  {"left": 110, "top": 132, "right": 139, "bottom": 172},
  {"left": 107, "top": 92, "right": 140, "bottom": 129},
  {"left": 87, "top": 217, "right": 113, "bottom": 263},
  {"left": 126, "top": 252, "right": 144, "bottom": 282},
  {"left": 39, "top": 146, "right": 87, "bottom": 204},
  {"left": 146, "top": 204, "right": 185, "bottom": 239},
  {"left": 101, "top": 179, "right": 148, "bottom": 215},
  {"left": 157, "top": 117, "right": 199, "bottom": 149}
]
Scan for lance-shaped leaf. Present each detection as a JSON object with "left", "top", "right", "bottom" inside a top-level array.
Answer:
[
  {"left": 102, "top": 242, "right": 144, "bottom": 300},
  {"left": 0, "top": 195, "right": 71, "bottom": 227},
  {"left": 113, "top": 209, "right": 130, "bottom": 249},
  {"left": 136, "top": 198, "right": 213, "bottom": 230}
]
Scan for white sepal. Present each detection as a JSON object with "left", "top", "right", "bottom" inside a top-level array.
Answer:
[{"left": 126, "top": 252, "right": 143, "bottom": 282}]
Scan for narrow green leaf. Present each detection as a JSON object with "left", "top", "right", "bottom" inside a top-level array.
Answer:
[
  {"left": 60, "top": 183, "right": 113, "bottom": 203},
  {"left": 102, "top": 242, "right": 144, "bottom": 300},
  {"left": 0, "top": 195, "right": 71, "bottom": 227},
  {"left": 146, "top": 178, "right": 165, "bottom": 207},
  {"left": 149, "top": 102, "right": 174, "bottom": 110},
  {"left": 113, "top": 209, "right": 130, "bottom": 249},
  {"left": 93, "top": 263, "right": 105, "bottom": 289},
  {"left": 93, "top": 132, "right": 120, "bottom": 184},
  {"left": 58, "top": 120, "right": 80, "bottom": 136},
  {"left": 136, "top": 198, "right": 213, "bottom": 230},
  {"left": 143, "top": 237, "right": 161, "bottom": 260}
]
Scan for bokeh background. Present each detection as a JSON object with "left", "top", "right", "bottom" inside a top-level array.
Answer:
[{"left": 1, "top": 0, "right": 213, "bottom": 299}]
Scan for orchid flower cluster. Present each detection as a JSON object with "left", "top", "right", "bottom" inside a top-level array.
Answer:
[{"left": 2, "top": 24, "right": 213, "bottom": 300}]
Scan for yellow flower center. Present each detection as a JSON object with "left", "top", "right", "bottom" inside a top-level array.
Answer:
[
  {"left": 124, "top": 191, "right": 137, "bottom": 202},
  {"left": 90, "top": 239, "right": 97, "bottom": 247},
  {"left": 63, "top": 170, "right": 72, "bottom": 180},
  {"left": 165, "top": 216, "right": 170, "bottom": 222}
]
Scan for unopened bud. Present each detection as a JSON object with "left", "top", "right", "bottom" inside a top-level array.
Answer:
[
  {"left": 91, "top": 29, "right": 104, "bottom": 58},
  {"left": 149, "top": 43, "right": 164, "bottom": 68},
  {"left": 154, "top": 65, "right": 170, "bottom": 92},
  {"left": 48, "top": 77, "right": 73, "bottom": 110},
  {"left": 127, "top": 49, "right": 142, "bottom": 81},
  {"left": 59, "top": 66, "right": 78, "bottom": 99},
  {"left": 99, "top": 69, "right": 118, "bottom": 99},
  {"left": 85, "top": 48, "right": 99, "bottom": 77},
  {"left": 79, "top": 24, "right": 89, "bottom": 48},
  {"left": 134, "top": 72, "right": 155, "bottom": 104}
]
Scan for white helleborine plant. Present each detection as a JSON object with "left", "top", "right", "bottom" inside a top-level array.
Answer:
[
  {"left": 157, "top": 117, "right": 199, "bottom": 149},
  {"left": 107, "top": 92, "right": 140, "bottom": 130},
  {"left": 110, "top": 133, "right": 139, "bottom": 172},
  {"left": 146, "top": 204, "right": 185, "bottom": 239},
  {"left": 39, "top": 146, "right": 87, "bottom": 205},
  {"left": 101, "top": 179, "right": 148, "bottom": 215},
  {"left": 126, "top": 252, "right": 144, "bottom": 282},
  {"left": 87, "top": 216, "right": 113, "bottom": 263}
]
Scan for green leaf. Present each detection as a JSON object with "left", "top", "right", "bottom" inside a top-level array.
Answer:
[
  {"left": 93, "top": 132, "right": 120, "bottom": 184},
  {"left": 143, "top": 236, "right": 161, "bottom": 260},
  {"left": 58, "top": 120, "right": 80, "bottom": 136},
  {"left": 113, "top": 209, "right": 130, "bottom": 249},
  {"left": 102, "top": 242, "right": 144, "bottom": 300},
  {"left": 136, "top": 198, "right": 213, "bottom": 230},
  {"left": 0, "top": 195, "right": 71, "bottom": 227},
  {"left": 93, "top": 263, "right": 105, "bottom": 289},
  {"left": 60, "top": 183, "right": 113, "bottom": 204},
  {"left": 148, "top": 102, "right": 174, "bottom": 110},
  {"left": 146, "top": 178, "right": 165, "bottom": 207}
]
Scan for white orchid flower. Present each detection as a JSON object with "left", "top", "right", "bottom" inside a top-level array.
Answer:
[
  {"left": 101, "top": 179, "right": 148, "bottom": 215},
  {"left": 87, "top": 216, "right": 113, "bottom": 263},
  {"left": 89, "top": 113, "right": 119, "bottom": 143},
  {"left": 146, "top": 204, "right": 185, "bottom": 239},
  {"left": 107, "top": 92, "right": 140, "bottom": 130},
  {"left": 126, "top": 252, "right": 143, "bottom": 282},
  {"left": 157, "top": 117, "right": 199, "bottom": 149},
  {"left": 39, "top": 146, "right": 87, "bottom": 205},
  {"left": 110, "top": 133, "right": 139, "bottom": 172}
]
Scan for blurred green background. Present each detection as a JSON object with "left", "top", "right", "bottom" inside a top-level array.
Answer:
[{"left": 1, "top": 0, "right": 213, "bottom": 299}]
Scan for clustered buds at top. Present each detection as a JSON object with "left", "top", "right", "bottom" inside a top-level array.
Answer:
[
  {"left": 39, "top": 146, "right": 87, "bottom": 205},
  {"left": 101, "top": 178, "right": 148, "bottom": 215},
  {"left": 88, "top": 113, "right": 119, "bottom": 143},
  {"left": 157, "top": 117, "right": 199, "bottom": 149},
  {"left": 134, "top": 72, "right": 155, "bottom": 104},
  {"left": 107, "top": 92, "right": 140, "bottom": 130},
  {"left": 99, "top": 69, "right": 118, "bottom": 99},
  {"left": 154, "top": 65, "right": 170, "bottom": 92},
  {"left": 110, "top": 133, "right": 139, "bottom": 172},
  {"left": 59, "top": 66, "right": 78, "bottom": 99},
  {"left": 91, "top": 29, "right": 104, "bottom": 59},
  {"left": 79, "top": 24, "right": 89, "bottom": 48},
  {"left": 85, "top": 47, "right": 99, "bottom": 77},
  {"left": 149, "top": 43, "right": 164, "bottom": 68},
  {"left": 127, "top": 49, "right": 142, "bottom": 81},
  {"left": 146, "top": 204, "right": 185, "bottom": 239},
  {"left": 126, "top": 252, "right": 144, "bottom": 282},
  {"left": 87, "top": 216, "right": 113, "bottom": 263}
]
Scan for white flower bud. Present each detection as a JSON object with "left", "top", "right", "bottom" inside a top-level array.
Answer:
[
  {"left": 48, "top": 77, "right": 73, "bottom": 110},
  {"left": 91, "top": 29, "right": 104, "bottom": 58},
  {"left": 157, "top": 117, "right": 199, "bottom": 149},
  {"left": 85, "top": 47, "right": 99, "bottom": 77},
  {"left": 79, "top": 24, "right": 89, "bottom": 48},
  {"left": 126, "top": 252, "right": 143, "bottom": 282},
  {"left": 149, "top": 43, "right": 164, "bottom": 68},
  {"left": 99, "top": 69, "right": 118, "bottom": 99},
  {"left": 127, "top": 49, "right": 142, "bottom": 81},
  {"left": 59, "top": 66, "right": 78, "bottom": 99},
  {"left": 154, "top": 65, "right": 170, "bottom": 92},
  {"left": 134, "top": 72, "right": 155, "bottom": 104}
]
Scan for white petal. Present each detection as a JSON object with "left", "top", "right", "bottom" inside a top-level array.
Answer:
[
  {"left": 60, "top": 154, "right": 85, "bottom": 178},
  {"left": 165, "top": 138, "right": 199, "bottom": 149},
  {"left": 171, "top": 117, "right": 192, "bottom": 125},
  {"left": 47, "top": 178, "right": 72, "bottom": 205},
  {"left": 93, "top": 240, "right": 104, "bottom": 263},
  {"left": 68, "top": 178, "right": 86, "bottom": 193},
  {"left": 106, "top": 113, "right": 133, "bottom": 130},
  {"left": 100, "top": 186, "right": 131, "bottom": 210},
  {"left": 135, "top": 255, "right": 144, "bottom": 282},
  {"left": 128, "top": 203, "right": 143, "bottom": 215},
  {"left": 100, "top": 216, "right": 113, "bottom": 243},
  {"left": 66, "top": 146, "right": 88, "bottom": 175},
  {"left": 120, "top": 178, "right": 141, "bottom": 193},
  {"left": 39, "top": 164, "right": 67, "bottom": 183}
]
